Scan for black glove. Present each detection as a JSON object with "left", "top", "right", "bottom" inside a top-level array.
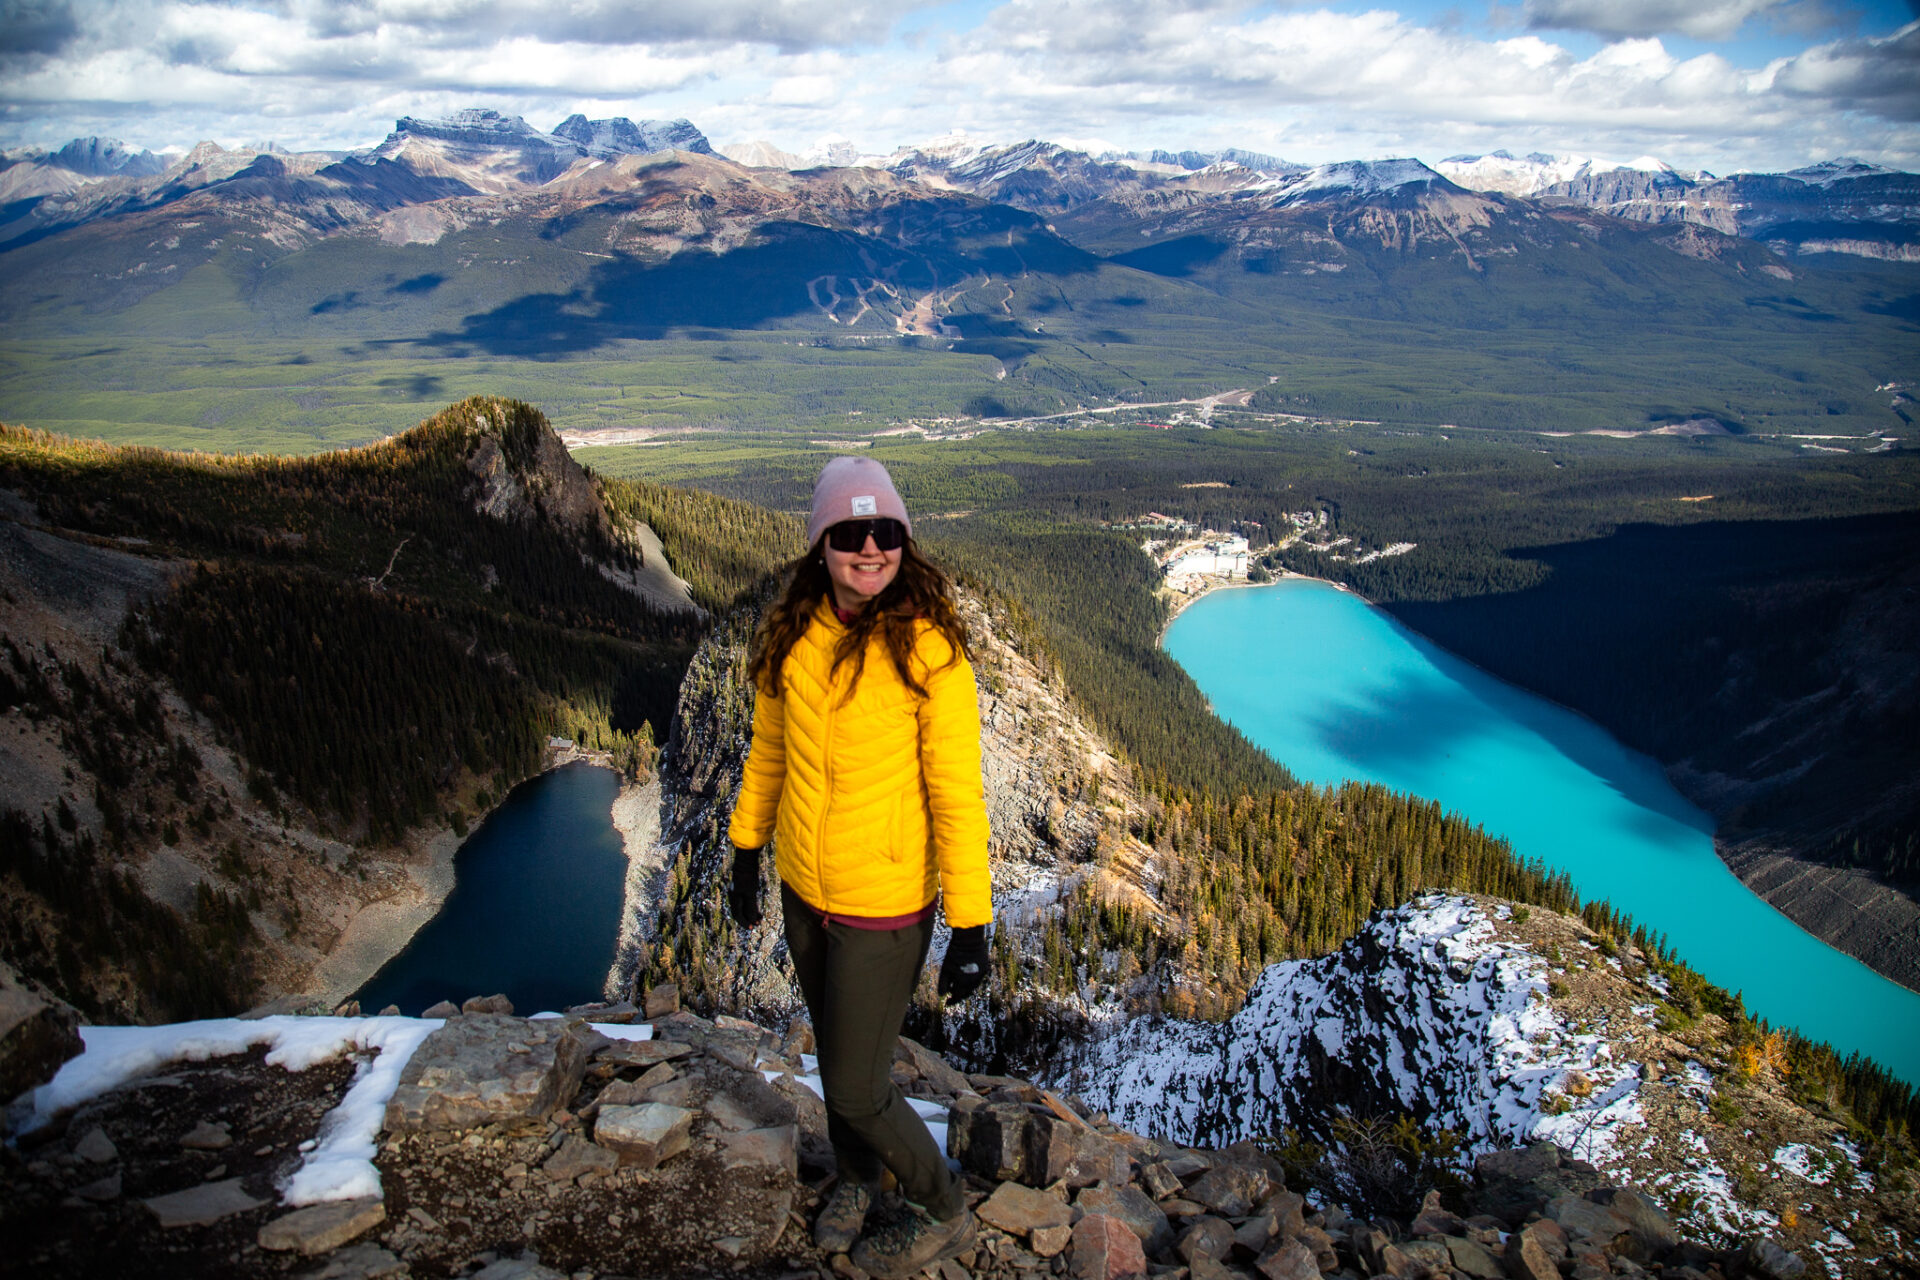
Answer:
[
  {"left": 937, "top": 925, "right": 990, "bottom": 1003},
  {"left": 729, "top": 845, "right": 763, "bottom": 928}
]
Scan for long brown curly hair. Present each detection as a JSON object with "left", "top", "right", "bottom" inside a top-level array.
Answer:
[{"left": 748, "top": 536, "right": 971, "bottom": 700}]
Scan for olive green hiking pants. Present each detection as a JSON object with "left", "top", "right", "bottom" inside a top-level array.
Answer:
[{"left": 780, "top": 880, "right": 964, "bottom": 1220}]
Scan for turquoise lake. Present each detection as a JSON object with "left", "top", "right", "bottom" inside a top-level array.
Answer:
[
  {"left": 1165, "top": 577, "right": 1920, "bottom": 1085},
  {"left": 353, "top": 761, "right": 626, "bottom": 1016}
]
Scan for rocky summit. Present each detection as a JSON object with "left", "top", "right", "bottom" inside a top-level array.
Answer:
[{"left": 1, "top": 982, "right": 1833, "bottom": 1280}]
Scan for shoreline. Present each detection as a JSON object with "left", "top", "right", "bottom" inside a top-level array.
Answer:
[
  {"left": 603, "top": 775, "right": 669, "bottom": 1002},
  {"left": 301, "top": 822, "right": 463, "bottom": 1011},
  {"left": 1159, "top": 569, "right": 1920, "bottom": 1000},
  {"left": 301, "top": 750, "right": 628, "bottom": 1010},
  {"left": 1156, "top": 569, "right": 1334, "bottom": 644}
]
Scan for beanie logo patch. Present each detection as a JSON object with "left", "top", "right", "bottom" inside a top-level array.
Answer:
[{"left": 851, "top": 495, "right": 878, "bottom": 516}]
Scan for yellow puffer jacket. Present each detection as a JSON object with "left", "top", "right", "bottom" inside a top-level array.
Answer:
[{"left": 727, "top": 599, "right": 993, "bottom": 929}]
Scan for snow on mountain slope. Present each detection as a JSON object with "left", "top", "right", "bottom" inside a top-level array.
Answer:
[
  {"left": 1046, "top": 893, "right": 1911, "bottom": 1269},
  {"left": 1437, "top": 150, "right": 1596, "bottom": 195},
  {"left": 1050, "top": 894, "right": 1576, "bottom": 1151}
]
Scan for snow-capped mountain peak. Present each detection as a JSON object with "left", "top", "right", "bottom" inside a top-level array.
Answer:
[{"left": 1268, "top": 157, "right": 1451, "bottom": 202}]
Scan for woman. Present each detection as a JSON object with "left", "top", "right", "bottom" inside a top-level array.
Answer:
[{"left": 726, "top": 455, "right": 992, "bottom": 1279}]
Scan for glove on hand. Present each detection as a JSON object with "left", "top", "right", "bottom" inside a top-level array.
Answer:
[
  {"left": 937, "top": 925, "right": 990, "bottom": 1003},
  {"left": 729, "top": 845, "right": 763, "bottom": 928}
]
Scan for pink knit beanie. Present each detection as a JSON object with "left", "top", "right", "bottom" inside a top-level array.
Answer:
[{"left": 806, "top": 456, "right": 912, "bottom": 548}]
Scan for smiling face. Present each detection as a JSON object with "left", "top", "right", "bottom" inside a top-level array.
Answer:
[{"left": 822, "top": 526, "right": 904, "bottom": 613}]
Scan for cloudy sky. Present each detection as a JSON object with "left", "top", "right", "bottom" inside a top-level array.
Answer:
[{"left": 3, "top": 0, "right": 1916, "bottom": 173}]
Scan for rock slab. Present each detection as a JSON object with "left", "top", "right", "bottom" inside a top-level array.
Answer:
[
  {"left": 143, "top": 1177, "right": 266, "bottom": 1228},
  {"left": 1071, "top": 1212, "right": 1148, "bottom": 1280},
  {"left": 384, "top": 1015, "right": 597, "bottom": 1132},
  {"left": 976, "top": 1181, "right": 1075, "bottom": 1236},
  {"left": 257, "top": 1198, "right": 386, "bottom": 1254},
  {"left": 595, "top": 1101, "right": 694, "bottom": 1170}
]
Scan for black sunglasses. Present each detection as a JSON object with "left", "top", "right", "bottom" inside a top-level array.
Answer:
[{"left": 824, "top": 518, "right": 907, "bottom": 552}]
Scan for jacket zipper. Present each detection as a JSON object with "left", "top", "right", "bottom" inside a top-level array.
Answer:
[{"left": 814, "top": 624, "right": 840, "bottom": 915}]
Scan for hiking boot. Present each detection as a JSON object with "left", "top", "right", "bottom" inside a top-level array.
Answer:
[
  {"left": 812, "top": 1178, "right": 874, "bottom": 1253},
  {"left": 849, "top": 1203, "right": 976, "bottom": 1279}
]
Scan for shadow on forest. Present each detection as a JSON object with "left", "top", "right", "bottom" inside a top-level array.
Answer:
[
  {"left": 419, "top": 219, "right": 1099, "bottom": 356},
  {"left": 1111, "top": 235, "right": 1230, "bottom": 278}
]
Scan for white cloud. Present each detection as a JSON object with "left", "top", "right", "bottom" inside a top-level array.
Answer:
[
  {"left": 0, "top": 1, "right": 1913, "bottom": 173},
  {"left": 1522, "top": 0, "right": 1788, "bottom": 41},
  {"left": 1774, "top": 20, "right": 1920, "bottom": 120}
]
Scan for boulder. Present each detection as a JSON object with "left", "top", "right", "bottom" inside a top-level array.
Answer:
[
  {"left": 1506, "top": 1226, "right": 1561, "bottom": 1280},
  {"left": 566, "top": 999, "right": 638, "bottom": 1024},
  {"left": 1234, "top": 1189, "right": 1305, "bottom": 1256},
  {"left": 896, "top": 1036, "right": 972, "bottom": 1096},
  {"left": 643, "top": 982, "right": 680, "bottom": 1018},
  {"left": 1176, "top": 1215, "right": 1236, "bottom": 1264},
  {"left": 1031, "top": 1223, "right": 1073, "bottom": 1257},
  {"left": 472, "top": 1258, "right": 567, "bottom": 1280},
  {"left": 1254, "top": 1237, "right": 1319, "bottom": 1280},
  {"left": 716, "top": 1124, "right": 797, "bottom": 1178},
  {"left": 74, "top": 1171, "right": 121, "bottom": 1201},
  {"left": 1409, "top": 1188, "right": 1465, "bottom": 1237},
  {"left": 1590, "top": 1186, "right": 1680, "bottom": 1257},
  {"left": 1443, "top": 1234, "right": 1503, "bottom": 1279},
  {"left": 951, "top": 1101, "right": 1031, "bottom": 1182},
  {"left": 1740, "top": 1237, "right": 1807, "bottom": 1279},
  {"left": 595, "top": 1101, "right": 693, "bottom": 1169},
  {"left": 462, "top": 993, "right": 514, "bottom": 1015},
  {"left": 421, "top": 1000, "right": 459, "bottom": 1018},
  {"left": 384, "top": 1015, "right": 598, "bottom": 1132},
  {"left": 1183, "top": 1160, "right": 1273, "bottom": 1218},
  {"left": 257, "top": 1198, "right": 386, "bottom": 1254},
  {"left": 179, "top": 1119, "right": 232, "bottom": 1150},
  {"left": 1188, "top": 1255, "right": 1240, "bottom": 1280},
  {"left": 542, "top": 1134, "right": 619, "bottom": 1182},
  {"left": 1139, "top": 1160, "right": 1182, "bottom": 1200},
  {"left": 1162, "top": 1150, "right": 1212, "bottom": 1180},
  {"left": 595, "top": 1038, "right": 694, "bottom": 1069},
  {"left": 1545, "top": 1193, "right": 1630, "bottom": 1248},
  {"left": 977, "top": 1181, "right": 1075, "bottom": 1237},
  {"left": 1351, "top": 1225, "right": 1392, "bottom": 1275},
  {"left": 1070, "top": 1212, "right": 1149, "bottom": 1280},
  {"left": 1073, "top": 1182, "right": 1173, "bottom": 1255},
  {"left": 0, "top": 969, "right": 83, "bottom": 1105},
  {"left": 73, "top": 1126, "right": 117, "bottom": 1163},
  {"left": 1293, "top": 1223, "right": 1339, "bottom": 1272},
  {"left": 1397, "top": 1239, "right": 1453, "bottom": 1274},
  {"left": 970, "top": 1073, "right": 1042, "bottom": 1102},
  {"left": 1471, "top": 1142, "right": 1601, "bottom": 1224},
  {"left": 1027, "top": 1111, "right": 1128, "bottom": 1188}
]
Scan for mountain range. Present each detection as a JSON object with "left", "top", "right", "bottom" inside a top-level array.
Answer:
[
  {"left": 2, "top": 111, "right": 1914, "bottom": 262},
  {"left": 4, "top": 106, "right": 1913, "bottom": 451}
]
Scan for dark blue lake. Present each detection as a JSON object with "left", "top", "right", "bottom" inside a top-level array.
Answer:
[
  {"left": 354, "top": 761, "right": 626, "bottom": 1016},
  {"left": 1167, "top": 578, "right": 1920, "bottom": 1084}
]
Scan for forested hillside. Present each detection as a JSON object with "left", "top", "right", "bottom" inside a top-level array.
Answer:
[
  {"left": 587, "top": 420, "right": 1920, "bottom": 958},
  {"left": 0, "top": 399, "right": 789, "bottom": 1022}
]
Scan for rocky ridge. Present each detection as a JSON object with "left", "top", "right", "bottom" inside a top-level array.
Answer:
[
  {"left": 1048, "top": 895, "right": 1917, "bottom": 1277},
  {"left": 1, "top": 972, "right": 1851, "bottom": 1280},
  {"left": 1434, "top": 151, "right": 1918, "bottom": 261}
]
